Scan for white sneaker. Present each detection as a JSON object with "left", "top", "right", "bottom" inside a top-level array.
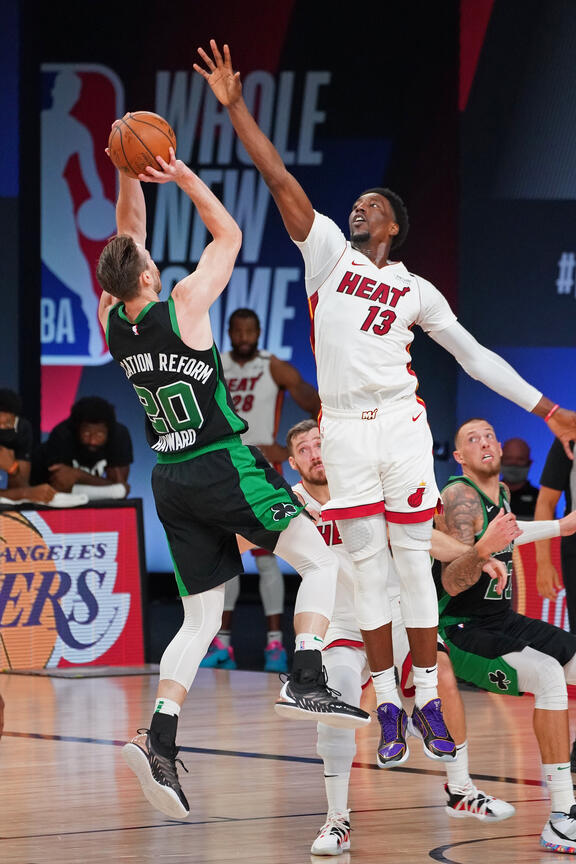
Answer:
[
  {"left": 541, "top": 808, "right": 576, "bottom": 853},
  {"left": 444, "top": 783, "right": 515, "bottom": 822},
  {"left": 310, "top": 810, "right": 351, "bottom": 856}
]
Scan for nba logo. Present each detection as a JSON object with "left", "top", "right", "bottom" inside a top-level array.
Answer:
[{"left": 40, "top": 63, "right": 124, "bottom": 366}]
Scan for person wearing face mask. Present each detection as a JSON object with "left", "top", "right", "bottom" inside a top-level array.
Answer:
[
  {"left": 501, "top": 438, "right": 539, "bottom": 519},
  {"left": 0, "top": 389, "right": 56, "bottom": 505}
]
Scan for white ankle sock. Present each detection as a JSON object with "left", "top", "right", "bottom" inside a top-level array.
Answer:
[
  {"left": 445, "top": 741, "right": 472, "bottom": 791},
  {"left": 295, "top": 632, "right": 324, "bottom": 652},
  {"left": 544, "top": 763, "right": 576, "bottom": 814},
  {"left": 267, "top": 630, "right": 283, "bottom": 645},
  {"left": 154, "top": 697, "right": 181, "bottom": 717},
  {"left": 371, "top": 667, "right": 402, "bottom": 709},
  {"left": 324, "top": 772, "right": 350, "bottom": 814},
  {"left": 412, "top": 664, "right": 438, "bottom": 708}
]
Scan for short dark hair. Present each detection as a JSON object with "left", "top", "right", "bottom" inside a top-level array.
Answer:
[
  {"left": 228, "top": 308, "right": 260, "bottom": 329},
  {"left": 0, "top": 389, "right": 22, "bottom": 415},
  {"left": 96, "top": 234, "right": 146, "bottom": 301},
  {"left": 286, "top": 418, "right": 318, "bottom": 456},
  {"left": 360, "top": 187, "right": 410, "bottom": 250},
  {"left": 70, "top": 397, "right": 116, "bottom": 431},
  {"left": 454, "top": 417, "right": 491, "bottom": 449}
]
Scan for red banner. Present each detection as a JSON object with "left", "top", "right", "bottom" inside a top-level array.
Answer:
[{"left": 0, "top": 503, "right": 145, "bottom": 670}]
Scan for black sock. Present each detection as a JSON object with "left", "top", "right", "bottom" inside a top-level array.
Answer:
[
  {"left": 150, "top": 712, "right": 178, "bottom": 757},
  {"left": 291, "top": 649, "right": 322, "bottom": 687}
]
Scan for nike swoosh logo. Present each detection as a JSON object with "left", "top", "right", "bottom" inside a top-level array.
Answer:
[
  {"left": 425, "top": 667, "right": 436, "bottom": 673},
  {"left": 412, "top": 412, "right": 423, "bottom": 422},
  {"left": 486, "top": 506, "right": 494, "bottom": 512},
  {"left": 351, "top": 260, "right": 366, "bottom": 266}
]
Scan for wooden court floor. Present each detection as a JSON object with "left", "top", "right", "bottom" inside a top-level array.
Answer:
[{"left": 0, "top": 668, "right": 572, "bottom": 863}]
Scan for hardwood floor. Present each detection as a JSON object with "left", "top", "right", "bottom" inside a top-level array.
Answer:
[{"left": 0, "top": 669, "right": 571, "bottom": 863}]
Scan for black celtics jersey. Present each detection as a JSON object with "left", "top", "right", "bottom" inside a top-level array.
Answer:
[
  {"left": 438, "top": 476, "right": 514, "bottom": 624},
  {"left": 106, "top": 298, "right": 247, "bottom": 456}
]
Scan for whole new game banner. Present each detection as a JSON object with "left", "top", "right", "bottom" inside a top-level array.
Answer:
[{"left": 0, "top": 502, "right": 145, "bottom": 670}]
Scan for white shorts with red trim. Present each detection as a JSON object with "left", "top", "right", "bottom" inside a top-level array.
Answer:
[{"left": 319, "top": 397, "right": 439, "bottom": 522}]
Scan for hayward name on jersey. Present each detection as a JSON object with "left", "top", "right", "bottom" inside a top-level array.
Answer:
[
  {"left": 221, "top": 350, "right": 282, "bottom": 447},
  {"left": 294, "top": 212, "right": 457, "bottom": 411},
  {"left": 107, "top": 299, "right": 246, "bottom": 456}
]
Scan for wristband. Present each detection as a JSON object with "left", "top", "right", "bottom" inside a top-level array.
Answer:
[
  {"left": 7, "top": 460, "right": 19, "bottom": 475},
  {"left": 544, "top": 403, "right": 560, "bottom": 422}
]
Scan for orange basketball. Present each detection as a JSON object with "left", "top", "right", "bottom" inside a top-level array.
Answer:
[{"left": 108, "top": 111, "right": 177, "bottom": 179}]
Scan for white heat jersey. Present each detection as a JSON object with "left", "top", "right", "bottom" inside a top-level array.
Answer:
[
  {"left": 221, "top": 350, "right": 282, "bottom": 447},
  {"left": 293, "top": 481, "right": 401, "bottom": 645},
  {"left": 293, "top": 212, "right": 457, "bottom": 411}
]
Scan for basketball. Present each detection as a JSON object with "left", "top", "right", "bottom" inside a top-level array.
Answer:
[{"left": 108, "top": 111, "right": 177, "bottom": 179}]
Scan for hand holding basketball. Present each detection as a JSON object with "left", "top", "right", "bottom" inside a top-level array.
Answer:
[{"left": 107, "top": 111, "right": 177, "bottom": 179}]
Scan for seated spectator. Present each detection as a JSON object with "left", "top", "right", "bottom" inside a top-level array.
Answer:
[
  {"left": 0, "top": 388, "right": 56, "bottom": 504},
  {"left": 501, "top": 437, "right": 539, "bottom": 518},
  {"left": 32, "top": 396, "right": 133, "bottom": 498}
]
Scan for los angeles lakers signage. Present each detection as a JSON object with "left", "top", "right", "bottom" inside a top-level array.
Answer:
[{"left": 0, "top": 504, "right": 145, "bottom": 670}]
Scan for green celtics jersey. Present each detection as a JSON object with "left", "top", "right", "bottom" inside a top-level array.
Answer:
[
  {"left": 438, "top": 476, "right": 514, "bottom": 623},
  {"left": 106, "top": 298, "right": 247, "bottom": 456}
]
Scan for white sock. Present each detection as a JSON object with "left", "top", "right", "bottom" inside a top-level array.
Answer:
[
  {"left": 217, "top": 630, "right": 231, "bottom": 648},
  {"left": 445, "top": 741, "right": 472, "bottom": 791},
  {"left": 154, "top": 697, "right": 181, "bottom": 717},
  {"left": 267, "top": 630, "right": 283, "bottom": 646},
  {"left": 543, "top": 763, "right": 576, "bottom": 814},
  {"left": 295, "top": 632, "right": 324, "bottom": 652},
  {"left": 371, "top": 667, "right": 402, "bottom": 709},
  {"left": 412, "top": 664, "right": 438, "bottom": 708},
  {"left": 324, "top": 772, "right": 350, "bottom": 815}
]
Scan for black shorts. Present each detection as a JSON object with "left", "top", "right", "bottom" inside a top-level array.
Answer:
[
  {"left": 441, "top": 609, "right": 576, "bottom": 696},
  {"left": 151, "top": 436, "right": 304, "bottom": 596}
]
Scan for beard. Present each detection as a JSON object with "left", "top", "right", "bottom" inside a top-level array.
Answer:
[
  {"left": 299, "top": 463, "right": 327, "bottom": 486},
  {"left": 232, "top": 342, "right": 258, "bottom": 359}
]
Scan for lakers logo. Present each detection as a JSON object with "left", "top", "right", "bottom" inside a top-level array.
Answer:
[
  {"left": 407, "top": 483, "right": 426, "bottom": 508},
  {"left": 0, "top": 511, "right": 131, "bottom": 671},
  {"left": 0, "top": 512, "right": 59, "bottom": 670}
]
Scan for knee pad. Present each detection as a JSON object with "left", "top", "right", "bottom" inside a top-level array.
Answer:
[
  {"left": 337, "top": 514, "right": 387, "bottom": 561},
  {"left": 388, "top": 519, "right": 433, "bottom": 551},
  {"left": 507, "top": 647, "right": 568, "bottom": 711}
]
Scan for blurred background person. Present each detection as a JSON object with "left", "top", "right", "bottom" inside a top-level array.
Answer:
[
  {"left": 32, "top": 395, "right": 132, "bottom": 499},
  {"left": 501, "top": 437, "right": 539, "bottom": 518}
]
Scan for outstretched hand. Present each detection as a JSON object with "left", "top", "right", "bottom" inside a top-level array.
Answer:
[
  {"left": 547, "top": 407, "right": 576, "bottom": 460},
  {"left": 193, "top": 40, "right": 242, "bottom": 107}
]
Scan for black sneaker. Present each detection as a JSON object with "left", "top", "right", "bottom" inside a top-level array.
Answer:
[
  {"left": 122, "top": 728, "right": 189, "bottom": 819},
  {"left": 274, "top": 667, "right": 371, "bottom": 728}
]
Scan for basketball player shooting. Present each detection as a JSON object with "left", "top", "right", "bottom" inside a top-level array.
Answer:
[
  {"left": 96, "top": 132, "right": 369, "bottom": 821},
  {"left": 195, "top": 40, "right": 576, "bottom": 767}
]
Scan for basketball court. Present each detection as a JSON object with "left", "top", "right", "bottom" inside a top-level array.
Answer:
[{"left": 0, "top": 666, "right": 568, "bottom": 863}]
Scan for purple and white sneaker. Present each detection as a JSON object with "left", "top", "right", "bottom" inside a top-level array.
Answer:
[
  {"left": 410, "top": 698, "right": 456, "bottom": 761},
  {"left": 376, "top": 702, "right": 409, "bottom": 767}
]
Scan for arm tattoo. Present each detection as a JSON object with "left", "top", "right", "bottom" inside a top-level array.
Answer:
[{"left": 440, "top": 483, "right": 486, "bottom": 596}]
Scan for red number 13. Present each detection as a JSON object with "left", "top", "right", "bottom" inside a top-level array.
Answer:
[{"left": 360, "top": 306, "right": 397, "bottom": 335}]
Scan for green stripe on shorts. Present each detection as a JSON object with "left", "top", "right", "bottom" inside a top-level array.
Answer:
[
  {"left": 165, "top": 535, "right": 189, "bottom": 597},
  {"left": 443, "top": 637, "right": 520, "bottom": 697},
  {"left": 224, "top": 438, "right": 304, "bottom": 532}
]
